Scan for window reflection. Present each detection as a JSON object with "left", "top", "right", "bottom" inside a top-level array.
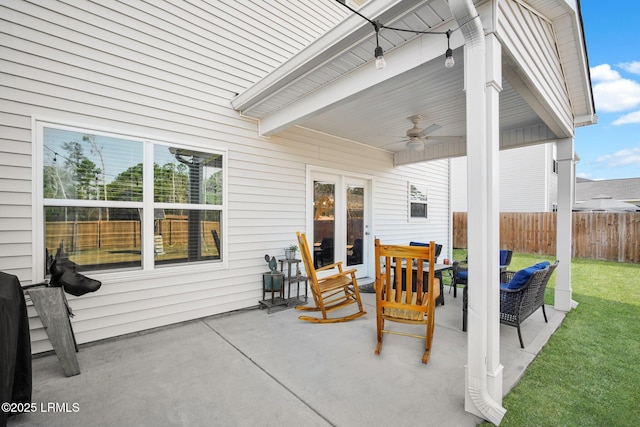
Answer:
[
  {"left": 154, "top": 146, "right": 223, "bottom": 205},
  {"left": 45, "top": 207, "right": 141, "bottom": 271},
  {"left": 154, "top": 209, "right": 222, "bottom": 266},
  {"left": 43, "top": 129, "right": 143, "bottom": 202},
  {"left": 42, "top": 126, "right": 225, "bottom": 273},
  {"left": 346, "top": 185, "right": 364, "bottom": 266},
  {"left": 314, "top": 181, "right": 335, "bottom": 267}
]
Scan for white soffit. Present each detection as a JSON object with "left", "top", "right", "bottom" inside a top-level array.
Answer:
[
  {"left": 232, "top": 0, "right": 461, "bottom": 121},
  {"left": 231, "top": 0, "right": 594, "bottom": 159}
]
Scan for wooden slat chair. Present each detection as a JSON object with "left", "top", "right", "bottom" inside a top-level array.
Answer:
[
  {"left": 295, "top": 232, "right": 366, "bottom": 323},
  {"left": 374, "top": 239, "right": 439, "bottom": 364}
]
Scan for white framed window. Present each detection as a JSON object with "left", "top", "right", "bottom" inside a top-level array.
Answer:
[
  {"left": 408, "top": 182, "right": 428, "bottom": 221},
  {"left": 37, "top": 122, "right": 226, "bottom": 275}
]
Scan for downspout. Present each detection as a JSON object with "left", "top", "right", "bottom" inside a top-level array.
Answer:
[{"left": 448, "top": 0, "right": 506, "bottom": 425}]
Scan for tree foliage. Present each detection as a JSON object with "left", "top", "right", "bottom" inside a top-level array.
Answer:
[{"left": 44, "top": 138, "right": 223, "bottom": 206}]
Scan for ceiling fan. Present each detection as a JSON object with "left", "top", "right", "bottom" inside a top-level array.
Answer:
[{"left": 395, "top": 115, "right": 443, "bottom": 151}]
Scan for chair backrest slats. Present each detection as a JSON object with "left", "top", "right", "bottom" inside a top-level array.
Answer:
[
  {"left": 394, "top": 259, "right": 403, "bottom": 303},
  {"left": 374, "top": 239, "right": 438, "bottom": 363},
  {"left": 375, "top": 241, "right": 436, "bottom": 310}
]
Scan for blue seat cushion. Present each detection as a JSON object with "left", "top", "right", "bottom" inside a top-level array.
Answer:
[
  {"left": 457, "top": 270, "right": 468, "bottom": 280},
  {"left": 499, "top": 250, "right": 510, "bottom": 265},
  {"left": 409, "top": 241, "right": 442, "bottom": 258},
  {"left": 504, "top": 261, "right": 550, "bottom": 290}
]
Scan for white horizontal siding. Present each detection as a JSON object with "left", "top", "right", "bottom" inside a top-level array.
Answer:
[
  {"left": 500, "top": 145, "right": 548, "bottom": 212},
  {"left": 0, "top": 107, "right": 33, "bottom": 281},
  {"left": 451, "top": 144, "right": 554, "bottom": 213},
  {"left": 498, "top": 0, "right": 573, "bottom": 135},
  {"left": 0, "top": 1, "right": 447, "bottom": 354},
  {"left": 370, "top": 158, "right": 451, "bottom": 260}
]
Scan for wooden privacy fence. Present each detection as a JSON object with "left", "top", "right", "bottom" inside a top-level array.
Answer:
[
  {"left": 46, "top": 220, "right": 221, "bottom": 252},
  {"left": 453, "top": 212, "right": 640, "bottom": 263}
]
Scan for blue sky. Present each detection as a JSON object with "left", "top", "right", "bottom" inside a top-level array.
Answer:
[{"left": 575, "top": 2, "right": 640, "bottom": 180}]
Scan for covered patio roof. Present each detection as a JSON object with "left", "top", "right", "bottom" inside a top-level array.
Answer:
[
  {"left": 232, "top": 0, "right": 595, "bottom": 423},
  {"left": 232, "top": 0, "right": 595, "bottom": 165}
]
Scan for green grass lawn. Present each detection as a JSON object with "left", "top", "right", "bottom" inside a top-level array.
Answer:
[{"left": 453, "top": 250, "right": 640, "bottom": 426}]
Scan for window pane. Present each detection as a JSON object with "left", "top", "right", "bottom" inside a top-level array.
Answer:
[
  {"left": 410, "top": 203, "right": 428, "bottom": 218},
  {"left": 43, "top": 128, "right": 143, "bottom": 202},
  {"left": 45, "top": 207, "right": 141, "bottom": 271},
  {"left": 314, "top": 181, "right": 335, "bottom": 267},
  {"left": 409, "top": 184, "right": 428, "bottom": 202},
  {"left": 346, "top": 185, "right": 364, "bottom": 266},
  {"left": 154, "top": 146, "right": 223, "bottom": 205},
  {"left": 154, "top": 209, "right": 222, "bottom": 266}
]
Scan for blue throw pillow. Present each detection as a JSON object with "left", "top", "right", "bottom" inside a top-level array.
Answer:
[
  {"left": 505, "top": 262, "right": 550, "bottom": 290},
  {"left": 532, "top": 261, "right": 551, "bottom": 270}
]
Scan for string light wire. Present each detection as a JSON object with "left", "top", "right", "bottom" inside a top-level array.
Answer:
[{"left": 333, "top": 0, "right": 480, "bottom": 68}]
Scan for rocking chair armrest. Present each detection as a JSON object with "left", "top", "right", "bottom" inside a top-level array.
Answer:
[
  {"left": 316, "top": 261, "right": 345, "bottom": 272},
  {"left": 318, "top": 268, "right": 357, "bottom": 282}
]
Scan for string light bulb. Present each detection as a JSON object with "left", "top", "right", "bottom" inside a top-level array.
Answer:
[
  {"left": 374, "top": 46, "right": 386, "bottom": 70},
  {"left": 334, "top": 1, "right": 465, "bottom": 70},
  {"left": 372, "top": 21, "right": 385, "bottom": 70},
  {"left": 445, "top": 29, "right": 455, "bottom": 68}
]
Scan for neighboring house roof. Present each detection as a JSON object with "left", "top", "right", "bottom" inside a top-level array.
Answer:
[
  {"left": 575, "top": 178, "right": 640, "bottom": 204},
  {"left": 573, "top": 196, "right": 640, "bottom": 212}
]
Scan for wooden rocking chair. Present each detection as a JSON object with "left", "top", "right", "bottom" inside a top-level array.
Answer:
[
  {"left": 374, "top": 239, "right": 439, "bottom": 364},
  {"left": 295, "top": 232, "right": 366, "bottom": 323}
]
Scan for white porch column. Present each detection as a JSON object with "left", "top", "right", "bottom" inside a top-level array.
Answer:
[
  {"left": 555, "top": 138, "right": 575, "bottom": 311},
  {"left": 484, "top": 31, "right": 504, "bottom": 406},
  {"left": 458, "top": 21, "right": 506, "bottom": 427}
]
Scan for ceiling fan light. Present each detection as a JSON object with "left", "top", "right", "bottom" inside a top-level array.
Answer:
[{"left": 406, "top": 140, "right": 424, "bottom": 151}]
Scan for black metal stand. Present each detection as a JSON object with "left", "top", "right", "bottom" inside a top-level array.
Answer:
[
  {"left": 279, "top": 259, "right": 308, "bottom": 308},
  {"left": 259, "top": 272, "right": 286, "bottom": 313}
]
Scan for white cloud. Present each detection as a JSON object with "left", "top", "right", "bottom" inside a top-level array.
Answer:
[
  {"left": 591, "top": 64, "right": 621, "bottom": 82},
  {"left": 618, "top": 61, "right": 640, "bottom": 75},
  {"left": 612, "top": 110, "right": 640, "bottom": 125},
  {"left": 590, "top": 64, "right": 640, "bottom": 113},
  {"left": 596, "top": 146, "right": 640, "bottom": 167},
  {"left": 576, "top": 172, "right": 591, "bottom": 179}
]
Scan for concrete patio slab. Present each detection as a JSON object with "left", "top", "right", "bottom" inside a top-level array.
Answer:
[{"left": 8, "top": 287, "right": 564, "bottom": 427}]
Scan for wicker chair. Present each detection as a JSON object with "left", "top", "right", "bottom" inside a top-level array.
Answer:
[
  {"left": 453, "top": 250, "right": 511, "bottom": 299},
  {"left": 499, "top": 261, "right": 558, "bottom": 347},
  {"left": 451, "top": 259, "right": 468, "bottom": 298}
]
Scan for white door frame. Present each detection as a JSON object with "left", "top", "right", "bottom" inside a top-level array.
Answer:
[{"left": 306, "top": 165, "right": 374, "bottom": 279}]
